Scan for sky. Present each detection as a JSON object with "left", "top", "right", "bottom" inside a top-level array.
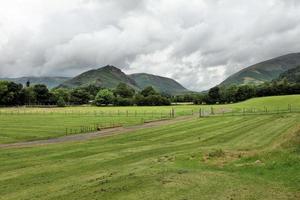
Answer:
[{"left": 0, "top": 0, "right": 300, "bottom": 91}]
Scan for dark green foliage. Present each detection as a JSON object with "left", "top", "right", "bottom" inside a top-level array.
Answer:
[
  {"left": 70, "top": 88, "right": 90, "bottom": 105},
  {"left": 33, "top": 84, "right": 51, "bottom": 105},
  {"left": 0, "top": 81, "right": 23, "bottom": 106},
  {"left": 51, "top": 88, "right": 70, "bottom": 104},
  {"left": 235, "top": 85, "right": 256, "bottom": 101},
  {"left": 195, "top": 81, "right": 300, "bottom": 105},
  {"left": 21, "top": 86, "right": 36, "bottom": 105},
  {"left": 81, "top": 84, "right": 103, "bottom": 99},
  {"left": 57, "top": 97, "right": 66, "bottom": 107},
  {"left": 95, "top": 89, "right": 115, "bottom": 106},
  {"left": 140, "top": 86, "right": 157, "bottom": 97},
  {"left": 114, "top": 83, "right": 135, "bottom": 98},
  {"left": 135, "top": 93, "right": 171, "bottom": 106},
  {"left": 114, "top": 97, "right": 134, "bottom": 106},
  {"left": 208, "top": 87, "right": 221, "bottom": 103}
]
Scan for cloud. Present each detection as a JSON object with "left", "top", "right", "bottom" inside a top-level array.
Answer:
[{"left": 0, "top": 0, "right": 300, "bottom": 91}]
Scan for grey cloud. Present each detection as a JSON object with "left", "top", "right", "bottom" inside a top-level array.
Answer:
[{"left": 0, "top": 0, "right": 300, "bottom": 91}]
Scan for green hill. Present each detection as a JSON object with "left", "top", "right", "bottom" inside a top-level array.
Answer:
[
  {"left": 129, "top": 73, "right": 189, "bottom": 95},
  {"left": 220, "top": 53, "right": 300, "bottom": 86},
  {"left": 0, "top": 76, "right": 70, "bottom": 88},
  {"left": 59, "top": 65, "right": 139, "bottom": 90},
  {"left": 59, "top": 65, "right": 189, "bottom": 95},
  {"left": 276, "top": 65, "right": 300, "bottom": 83}
]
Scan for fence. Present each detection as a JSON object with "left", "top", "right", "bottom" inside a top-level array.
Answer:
[
  {"left": 0, "top": 108, "right": 195, "bottom": 136},
  {"left": 198, "top": 104, "right": 300, "bottom": 118}
]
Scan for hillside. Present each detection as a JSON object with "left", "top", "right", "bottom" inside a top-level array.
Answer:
[
  {"left": 0, "top": 76, "right": 70, "bottom": 88},
  {"left": 220, "top": 53, "right": 300, "bottom": 86},
  {"left": 276, "top": 65, "right": 300, "bottom": 83},
  {"left": 129, "top": 73, "right": 189, "bottom": 95},
  {"left": 59, "top": 65, "right": 189, "bottom": 95},
  {"left": 59, "top": 65, "right": 139, "bottom": 90}
]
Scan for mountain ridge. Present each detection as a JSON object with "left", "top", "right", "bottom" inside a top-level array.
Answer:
[
  {"left": 220, "top": 52, "right": 300, "bottom": 86},
  {"left": 58, "top": 65, "right": 190, "bottom": 95},
  {"left": 0, "top": 76, "right": 70, "bottom": 89}
]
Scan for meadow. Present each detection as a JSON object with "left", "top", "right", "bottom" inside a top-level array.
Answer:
[
  {"left": 0, "top": 95, "right": 300, "bottom": 144},
  {"left": 0, "top": 112, "right": 299, "bottom": 199}
]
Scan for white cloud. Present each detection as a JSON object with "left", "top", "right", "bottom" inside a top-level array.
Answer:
[{"left": 0, "top": 0, "right": 300, "bottom": 91}]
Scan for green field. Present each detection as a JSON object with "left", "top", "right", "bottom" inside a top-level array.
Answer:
[
  {"left": 0, "top": 95, "right": 300, "bottom": 199},
  {"left": 1, "top": 95, "right": 300, "bottom": 144},
  {"left": 0, "top": 113, "right": 299, "bottom": 199}
]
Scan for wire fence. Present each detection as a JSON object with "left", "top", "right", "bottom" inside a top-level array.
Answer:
[
  {"left": 198, "top": 104, "right": 300, "bottom": 118},
  {"left": 0, "top": 108, "right": 195, "bottom": 137}
]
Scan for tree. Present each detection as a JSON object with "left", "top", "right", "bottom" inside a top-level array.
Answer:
[
  {"left": 57, "top": 96, "right": 66, "bottom": 107},
  {"left": 140, "top": 86, "right": 157, "bottom": 97},
  {"left": 0, "top": 81, "right": 23, "bottom": 105},
  {"left": 235, "top": 85, "right": 255, "bottom": 101},
  {"left": 70, "top": 88, "right": 90, "bottom": 105},
  {"left": 81, "top": 84, "right": 102, "bottom": 99},
  {"left": 114, "top": 83, "right": 135, "bottom": 98},
  {"left": 114, "top": 97, "right": 133, "bottom": 106},
  {"left": 33, "top": 84, "right": 50, "bottom": 105},
  {"left": 208, "top": 86, "right": 220, "bottom": 104},
  {"left": 94, "top": 89, "right": 114, "bottom": 106},
  {"left": 21, "top": 86, "right": 36, "bottom": 105},
  {"left": 52, "top": 88, "right": 70, "bottom": 104}
]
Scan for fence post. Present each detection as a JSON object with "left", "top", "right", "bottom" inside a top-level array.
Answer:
[
  {"left": 199, "top": 108, "right": 202, "bottom": 118},
  {"left": 211, "top": 107, "right": 214, "bottom": 115}
]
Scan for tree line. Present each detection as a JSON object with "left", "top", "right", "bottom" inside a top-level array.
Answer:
[
  {"left": 0, "top": 81, "right": 171, "bottom": 107},
  {"left": 193, "top": 81, "right": 300, "bottom": 104}
]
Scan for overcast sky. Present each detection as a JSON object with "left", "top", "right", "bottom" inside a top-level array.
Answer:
[{"left": 1, "top": 0, "right": 300, "bottom": 91}]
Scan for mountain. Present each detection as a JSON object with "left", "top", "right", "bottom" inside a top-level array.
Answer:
[
  {"left": 129, "top": 73, "right": 189, "bottom": 95},
  {"left": 0, "top": 77, "right": 70, "bottom": 88},
  {"left": 220, "top": 53, "right": 300, "bottom": 86},
  {"left": 276, "top": 65, "right": 300, "bottom": 83},
  {"left": 59, "top": 65, "right": 140, "bottom": 90},
  {"left": 58, "top": 65, "right": 189, "bottom": 95}
]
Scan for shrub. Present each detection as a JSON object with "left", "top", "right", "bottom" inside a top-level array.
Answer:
[
  {"left": 114, "top": 97, "right": 133, "bottom": 106},
  {"left": 57, "top": 96, "right": 66, "bottom": 107}
]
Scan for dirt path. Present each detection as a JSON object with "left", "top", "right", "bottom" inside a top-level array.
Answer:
[{"left": 0, "top": 115, "right": 196, "bottom": 149}]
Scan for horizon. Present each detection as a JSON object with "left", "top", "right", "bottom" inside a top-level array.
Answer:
[{"left": 1, "top": 1, "right": 300, "bottom": 91}]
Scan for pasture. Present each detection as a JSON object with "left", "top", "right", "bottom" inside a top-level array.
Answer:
[
  {"left": 0, "top": 95, "right": 300, "bottom": 144},
  {"left": 0, "top": 113, "right": 299, "bottom": 199}
]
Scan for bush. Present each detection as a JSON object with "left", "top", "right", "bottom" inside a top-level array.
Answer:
[
  {"left": 114, "top": 97, "right": 133, "bottom": 106},
  {"left": 95, "top": 89, "right": 114, "bottom": 106},
  {"left": 57, "top": 97, "right": 66, "bottom": 107}
]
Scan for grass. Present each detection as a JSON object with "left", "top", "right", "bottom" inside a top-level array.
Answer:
[
  {"left": 0, "top": 111, "right": 175, "bottom": 144},
  {"left": 1, "top": 95, "right": 300, "bottom": 144},
  {"left": 0, "top": 112, "right": 299, "bottom": 199}
]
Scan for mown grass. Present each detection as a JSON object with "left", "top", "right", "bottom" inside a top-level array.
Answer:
[
  {"left": 0, "top": 113, "right": 299, "bottom": 200},
  {"left": 0, "top": 95, "right": 300, "bottom": 144},
  {"left": 0, "top": 112, "right": 175, "bottom": 144}
]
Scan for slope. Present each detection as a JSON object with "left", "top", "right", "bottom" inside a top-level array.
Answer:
[{"left": 220, "top": 53, "right": 300, "bottom": 86}]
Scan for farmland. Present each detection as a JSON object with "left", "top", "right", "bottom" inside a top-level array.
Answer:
[
  {"left": 0, "top": 95, "right": 299, "bottom": 200},
  {"left": 0, "top": 95, "right": 300, "bottom": 144}
]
